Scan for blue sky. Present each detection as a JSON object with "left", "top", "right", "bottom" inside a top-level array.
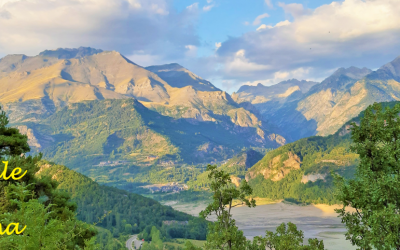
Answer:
[
  {"left": 1, "top": 0, "right": 400, "bottom": 93},
  {"left": 173, "top": 0, "right": 334, "bottom": 58}
]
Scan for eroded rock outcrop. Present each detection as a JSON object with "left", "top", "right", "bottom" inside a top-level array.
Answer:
[{"left": 246, "top": 152, "right": 301, "bottom": 182}]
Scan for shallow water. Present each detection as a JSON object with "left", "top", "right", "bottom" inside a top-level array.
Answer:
[
  {"left": 170, "top": 202, "right": 356, "bottom": 250},
  {"left": 230, "top": 203, "right": 356, "bottom": 250}
]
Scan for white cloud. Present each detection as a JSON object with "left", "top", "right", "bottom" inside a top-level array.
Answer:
[
  {"left": 214, "top": 0, "right": 400, "bottom": 91},
  {"left": 244, "top": 21, "right": 250, "bottom": 26},
  {"left": 275, "top": 20, "right": 291, "bottom": 27},
  {"left": 185, "top": 45, "right": 198, "bottom": 57},
  {"left": 256, "top": 20, "right": 288, "bottom": 31},
  {"left": 206, "top": 0, "right": 213, "bottom": 3},
  {"left": 278, "top": 2, "right": 312, "bottom": 19},
  {"left": 256, "top": 24, "right": 273, "bottom": 31},
  {"left": 203, "top": 4, "right": 214, "bottom": 12},
  {"left": 265, "top": 0, "right": 273, "bottom": 9},
  {"left": 187, "top": 2, "right": 199, "bottom": 11},
  {"left": 0, "top": 0, "right": 199, "bottom": 61},
  {"left": 252, "top": 13, "right": 270, "bottom": 26},
  {"left": 215, "top": 42, "right": 222, "bottom": 49},
  {"left": 224, "top": 49, "right": 270, "bottom": 76}
]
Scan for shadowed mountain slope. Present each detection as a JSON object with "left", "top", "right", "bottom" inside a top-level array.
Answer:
[{"left": 236, "top": 60, "right": 400, "bottom": 141}]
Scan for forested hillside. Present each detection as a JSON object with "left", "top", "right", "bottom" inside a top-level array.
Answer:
[
  {"left": 35, "top": 160, "right": 208, "bottom": 242},
  {"left": 13, "top": 98, "right": 281, "bottom": 188},
  {"left": 245, "top": 101, "right": 400, "bottom": 204}
]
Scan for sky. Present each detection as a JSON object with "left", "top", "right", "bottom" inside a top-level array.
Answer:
[{"left": 0, "top": 0, "right": 400, "bottom": 93}]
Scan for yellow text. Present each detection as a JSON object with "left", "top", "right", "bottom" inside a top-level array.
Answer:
[
  {"left": 0, "top": 161, "right": 27, "bottom": 180},
  {"left": 0, "top": 223, "right": 26, "bottom": 235}
]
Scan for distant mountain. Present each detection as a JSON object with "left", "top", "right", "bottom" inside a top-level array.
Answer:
[
  {"left": 17, "top": 98, "right": 285, "bottom": 187},
  {"left": 146, "top": 63, "right": 220, "bottom": 92},
  {"left": 38, "top": 47, "right": 104, "bottom": 59},
  {"left": 307, "top": 66, "right": 372, "bottom": 94},
  {"left": 368, "top": 56, "right": 400, "bottom": 81},
  {"left": 238, "top": 61, "right": 400, "bottom": 141},
  {"left": 0, "top": 47, "right": 288, "bottom": 191},
  {"left": 232, "top": 79, "right": 319, "bottom": 120},
  {"left": 0, "top": 47, "right": 285, "bottom": 145},
  {"left": 236, "top": 79, "right": 318, "bottom": 101}
]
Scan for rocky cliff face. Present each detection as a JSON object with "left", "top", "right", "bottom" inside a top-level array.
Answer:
[{"left": 246, "top": 151, "right": 301, "bottom": 182}]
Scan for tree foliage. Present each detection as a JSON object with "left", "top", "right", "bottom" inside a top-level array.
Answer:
[
  {"left": 0, "top": 107, "right": 97, "bottom": 249},
  {"left": 199, "top": 164, "right": 325, "bottom": 250},
  {"left": 199, "top": 165, "right": 255, "bottom": 250},
  {"left": 334, "top": 102, "right": 400, "bottom": 249},
  {"left": 263, "top": 222, "right": 324, "bottom": 250},
  {"left": 0, "top": 106, "right": 30, "bottom": 158}
]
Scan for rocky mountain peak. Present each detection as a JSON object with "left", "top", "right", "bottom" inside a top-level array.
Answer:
[
  {"left": 146, "top": 63, "right": 184, "bottom": 72},
  {"left": 308, "top": 66, "right": 372, "bottom": 94},
  {"left": 374, "top": 55, "right": 400, "bottom": 80},
  {"left": 145, "top": 63, "right": 220, "bottom": 92},
  {"left": 331, "top": 66, "right": 372, "bottom": 80},
  {"left": 38, "top": 47, "right": 104, "bottom": 59}
]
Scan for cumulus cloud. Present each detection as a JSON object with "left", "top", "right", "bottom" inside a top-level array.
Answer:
[
  {"left": 214, "top": 0, "right": 400, "bottom": 91},
  {"left": 203, "top": 4, "right": 214, "bottom": 12},
  {"left": 278, "top": 2, "right": 312, "bottom": 19},
  {"left": 265, "top": 0, "right": 273, "bottom": 9},
  {"left": 223, "top": 49, "right": 270, "bottom": 77},
  {"left": 186, "top": 2, "right": 199, "bottom": 11},
  {"left": 185, "top": 45, "right": 198, "bottom": 57},
  {"left": 0, "top": 0, "right": 199, "bottom": 62},
  {"left": 252, "top": 13, "right": 270, "bottom": 26},
  {"left": 256, "top": 24, "right": 273, "bottom": 31}
]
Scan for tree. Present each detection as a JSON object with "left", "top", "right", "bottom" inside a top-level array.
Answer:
[
  {"left": 141, "top": 226, "right": 163, "bottom": 250},
  {"left": 264, "top": 222, "right": 324, "bottom": 250},
  {"left": 334, "top": 102, "right": 400, "bottom": 249},
  {"left": 0, "top": 107, "right": 98, "bottom": 249},
  {"left": 199, "top": 165, "right": 256, "bottom": 250},
  {"left": 198, "top": 165, "right": 325, "bottom": 250},
  {"left": 0, "top": 106, "right": 30, "bottom": 158}
]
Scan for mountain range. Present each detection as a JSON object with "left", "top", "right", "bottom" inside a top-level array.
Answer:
[
  {"left": 235, "top": 60, "right": 400, "bottom": 141},
  {"left": 2, "top": 47, "right": 400, "bottom": 195},
  {"left": 0, "top": 47, "right": 286, "bottom": 186}
]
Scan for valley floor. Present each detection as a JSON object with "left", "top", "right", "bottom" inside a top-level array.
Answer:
[{"left": 163, "top": 201, "right": 356, "bottom": 250}]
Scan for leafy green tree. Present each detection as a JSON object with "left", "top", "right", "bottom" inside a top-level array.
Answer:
[
  {"left": 183, "top": 241, "right": 202, "bottom": 250},
  {"left": 0, "top": 183, "right": 98, "bottom": 249},
  {"left": 199, "top": 165, "right": 256, "bottom": 250},
  {"left": 264, "top": 222, "right": 324, "bottom": 250},
  {"left": 0, "top": 107, "right": 98, "bottom": 249},
  {"left": 124, "top": 224, "right": 132, "bottom": 234},
  {"left": 334, "top": 102, "right": 400, "bottom": 249},
  {"left": 141, "top": 226, "right": 163, "bottom": 250},
  {"left": 0, "top": 106, "right": 30, "bottom": 158}
]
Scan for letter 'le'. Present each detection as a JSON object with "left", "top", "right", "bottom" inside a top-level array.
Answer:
[{"left": 0, "top": 161, "right": 27, "bottom": 180}]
